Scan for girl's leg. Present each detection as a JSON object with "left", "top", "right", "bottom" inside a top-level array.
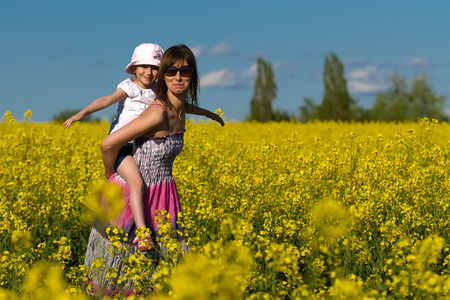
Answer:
[{"left": 116, "top": 156, "right": 146, "bottom": 228}]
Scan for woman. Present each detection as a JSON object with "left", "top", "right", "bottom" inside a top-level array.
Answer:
[{"left": 83, "top": 44, "right": 199, "bottom": 295}]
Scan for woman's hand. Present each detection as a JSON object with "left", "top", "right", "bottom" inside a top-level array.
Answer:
[
  {"left": 104, "top": 169, "right": 116, "bottom": 180},
  {"left": 210, "top": 113, "right": 225, "bottom": 126}
]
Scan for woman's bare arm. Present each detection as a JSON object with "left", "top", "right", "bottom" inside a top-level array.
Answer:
[
  {"left": 186, "top": 103, "right": 224, "bottom": 126},
  {"left": 101, "top": 105, "right": 166, "bottom": 177}
]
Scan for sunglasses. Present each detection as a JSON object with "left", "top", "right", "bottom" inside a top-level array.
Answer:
[{"left": 165, "top": 66, "right": 193, "bottom": 77}]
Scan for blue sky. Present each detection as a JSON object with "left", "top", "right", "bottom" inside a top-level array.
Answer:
[{"left": 1, "top": 0, "right": 449, "bottom": 123}]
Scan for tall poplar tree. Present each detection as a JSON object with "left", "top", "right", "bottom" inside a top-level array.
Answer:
[
  {"left": 317, "top": 53, "right": 357, "bottom": 121},
  {"left": 248, "top": 58, "right": 277, "bottom": 122}
]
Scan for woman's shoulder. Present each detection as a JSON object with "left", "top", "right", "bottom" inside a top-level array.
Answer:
[
  {"left": 141, "top": 101, "right": 167, "bottom": 123},
  {"left": 150, "top": 100, "right": 167, "bottom": 111}
]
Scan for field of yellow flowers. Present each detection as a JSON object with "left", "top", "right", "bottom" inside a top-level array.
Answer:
[{"left": 1, "top": 110, "right": 450, "bottom": 299}]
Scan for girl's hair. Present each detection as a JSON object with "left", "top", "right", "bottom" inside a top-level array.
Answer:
[{"left": 156, "top": 44, "right": 199, "bottom": 108}]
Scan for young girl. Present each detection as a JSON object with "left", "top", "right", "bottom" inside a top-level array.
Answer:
[{"left": 64, "top": 43, "right": 223, "bottom": 250}]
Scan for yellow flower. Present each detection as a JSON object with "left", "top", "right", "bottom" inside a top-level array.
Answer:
[
  {"left": 23, "top": 109, "right": 32, "bottom": 122},
  {"left": 215, "top": 108, "right": 223, "bottom": 117},
  {"left": 11, "top": 229, "right": 32, "bottom": 251},
  {"left": 2, "top": 111, "right": 15, "bottom": 123}
]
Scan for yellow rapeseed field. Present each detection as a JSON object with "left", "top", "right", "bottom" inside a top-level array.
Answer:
[{"left": 1, "top": 110, "right": 450, "bottom": 299}]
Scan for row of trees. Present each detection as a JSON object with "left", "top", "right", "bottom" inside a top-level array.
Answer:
[
  {"left": 53, "top": 53, "right": 446, "bottom": 124},
  {"left": 247, "top": 53, "right": 448, "bottom": 122}
]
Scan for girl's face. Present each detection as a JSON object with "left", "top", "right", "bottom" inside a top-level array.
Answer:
[
  {"left": 164, "top": 59, "right": 192, "bottom": 97},
  {"left": 133, "top": 65, "right": 158, "bottom": 89}
]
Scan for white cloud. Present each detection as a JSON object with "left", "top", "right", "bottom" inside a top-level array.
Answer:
[
  {"left": 272, "top": 61, "right": 285, "bottom": 70},
  {"left": 201, "top": 63, "right": 258, "bottom": 88},
  {"left": 347, "top": 66, "right": 377, "bottom": 80},
  {"left": 191, "top": 41, "right": 236, "bottom": 58},
  {"left": 191, "top": 41, "right": 235, "bottom": 57},
  {"left": 201, "top": 68, "right": 238, "bottom": 88},
  {"left": 348, "top": 81, "right": 389, "bottom": 94},
  {"left": 404, "top": 57, "right": 431, "bottom": 68},
  {"left": 210, "top": 41, "right": 234, "bottom": 56},
  {"left": 241, "top": 64, "right": 257, "bottom": 79},
  {"left": 346, "top": 65, "right": 390, "bottom": 94},
  {"left": 344, "top": 57, "right": 432, "bottom": 94},
  {"left": 200, "top": 59, "right": 286, "bottom": 89},
  {"left": 191, "top": 45, "right": 205, "bottom": 57}
]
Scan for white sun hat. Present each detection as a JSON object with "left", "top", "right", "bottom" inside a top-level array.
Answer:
[{"left": 125, "top": 43, "right": 164, "bottom": 74}]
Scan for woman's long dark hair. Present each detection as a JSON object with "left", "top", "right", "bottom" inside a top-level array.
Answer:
[{"left": 156, "top": 44, "right": 199, "bottom": 108}]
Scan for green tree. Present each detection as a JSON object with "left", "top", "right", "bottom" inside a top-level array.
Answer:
[
  {"left": 298, "top": 97, "right": 317, "bottom": 123},
  {"left": 51, "top": 109, "right": 94, "bottom": 123},
  {"left": 247, "top": 58, "right": 277, "bottom": 122},
  {"left": 371, "top": 73, "right": 448, "bottom": 121},
  {"left": 317, "top": 53, "right": 357, "bottom": 121},
  {"left": 271, "top": 108, "right": 292, "bottom": 122}
]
